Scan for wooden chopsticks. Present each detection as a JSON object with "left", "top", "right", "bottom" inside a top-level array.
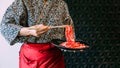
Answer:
[
  {"left": 49, "top": 25, "right": 68, "bottom": 29},
  {"left": 29, "top": 25, "right": 68, "bottom": 30}
]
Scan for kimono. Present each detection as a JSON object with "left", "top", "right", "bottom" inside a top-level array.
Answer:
[{"left": 0, "top": 0, "right": 74, "bottom": 68}]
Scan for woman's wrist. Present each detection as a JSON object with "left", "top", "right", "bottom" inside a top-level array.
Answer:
[{"left": 19, "top": 27, "right": 32, "bottom": 36}]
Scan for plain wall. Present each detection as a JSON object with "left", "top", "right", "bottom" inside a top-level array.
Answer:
[{"left": 0, "top": 0, "right": 21, "bottom": 68}]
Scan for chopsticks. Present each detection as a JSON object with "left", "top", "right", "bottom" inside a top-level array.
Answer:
[
  {"left": 29, "top": 25, "right": 68, "bottom": 30},
  {"left": 49, "top": 25, "right": 67, "bottom": 29}
]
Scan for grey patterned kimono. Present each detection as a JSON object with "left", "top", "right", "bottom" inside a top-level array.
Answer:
[{"left": 0, "top": 0, "right": 74, "bottom": 45}]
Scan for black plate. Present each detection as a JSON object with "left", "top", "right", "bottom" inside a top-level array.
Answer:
[{"left": 51, "top": 39, "right": 90, "bottom": 52}]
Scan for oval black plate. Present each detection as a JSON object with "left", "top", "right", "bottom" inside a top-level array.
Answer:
[{"left": 51, "top": 39, "right": 90, "bottom": 52}]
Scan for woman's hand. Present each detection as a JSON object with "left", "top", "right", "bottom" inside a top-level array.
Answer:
[
  {"left": 28, "top": 24, "right": 49, "bottom": 37},
  {"left": 19, "top": 24, "right": 49, "bottom": 37}
]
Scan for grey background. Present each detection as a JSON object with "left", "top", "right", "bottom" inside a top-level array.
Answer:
[{"left": 0, "top": 0, "right": 20, "bottom": 68}]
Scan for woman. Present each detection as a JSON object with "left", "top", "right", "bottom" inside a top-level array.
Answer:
[{"left": 0, "top": 0, "right": 74, "bottom": 68}]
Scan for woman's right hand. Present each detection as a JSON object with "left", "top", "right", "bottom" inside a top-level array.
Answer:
[
  {"left": 19, "top": 24, "right": 49, "bottom": 37},
  {"left": 28, "top": 24, "right": 49, "bottom": 37}
]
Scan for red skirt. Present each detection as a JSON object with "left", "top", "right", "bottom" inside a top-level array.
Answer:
[{"left": 19, "top": 43, "right": 65, "bottom": 68}]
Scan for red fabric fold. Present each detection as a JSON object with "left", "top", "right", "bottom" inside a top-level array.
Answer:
[{"left": 19, "top": 43, "right": 65, "bottom": 68}]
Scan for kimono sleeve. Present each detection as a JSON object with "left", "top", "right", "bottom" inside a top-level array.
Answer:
[
  {"left": 62, "top": 1, "right": 76, "bottom": 36},
  {"left": 62, "top": 1, "right": 74, "bottom": 26},
  {"left": 0, "top": 0, "right": 27, "bottom": 45}
]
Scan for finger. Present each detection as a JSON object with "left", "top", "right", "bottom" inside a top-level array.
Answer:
[
  {"left": 29, "top": 30, "right": 39, "bottom": 37},
  {"left": 37, "top": 26, "right": 49, "bottom": 32},
  {"left": 37, "top": 29, "right": 48, "bottom": 35}
]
